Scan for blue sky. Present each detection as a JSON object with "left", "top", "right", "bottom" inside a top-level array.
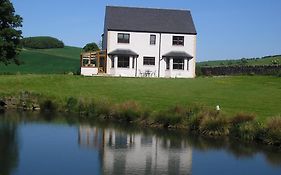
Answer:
[{"left": 12, "top": 0, "right": 281, "bottom": 61}]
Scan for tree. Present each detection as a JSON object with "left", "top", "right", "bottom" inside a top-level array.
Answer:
[
  {"left": 0, "top": 0, "right": 23, "bottom": 65},
  {"left": 83, "top": 42, "right": 100, "bottom": 52}
]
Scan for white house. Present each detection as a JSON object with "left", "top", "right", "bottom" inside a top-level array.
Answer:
[
  {"left": 81, "top": 6, "right": 197, "bottom": 78},
  {"left": 78, "top": 126, "right": 193, "bottom": 174}
]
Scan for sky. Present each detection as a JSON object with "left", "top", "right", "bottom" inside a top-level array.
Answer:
[{"left": 11, "top": 0, "right": 281, "bottom": 61}]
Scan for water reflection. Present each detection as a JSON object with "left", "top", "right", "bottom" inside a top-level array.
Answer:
[
  {"left": 0, "top": 111, "right": 281, "bottom": 175},
  {"left": 0, "top": 122, "right": 18, "bottom": 175},
  {"left": 78, "top": 126, "right": 192, "bottom": 175},
  {"left": 78, "top": 124, "right": 281, "bottom": 174}
]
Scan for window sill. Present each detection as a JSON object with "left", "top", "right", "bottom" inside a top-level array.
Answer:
[
  {"left": 172, "top": 45, "right": 185, "bottom": 47},
  {"left": 116, "top": 67, "right": 131, "bottom": 69},
  {"left": 143, "top": 65, "right": 156, "bottom": 66}
]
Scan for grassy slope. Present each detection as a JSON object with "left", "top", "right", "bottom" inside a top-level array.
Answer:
[
  {"left": 0, "top": 46, "right": 82, "bottom": 74},
  {"left": 0, "top": 75, "right": 280, "bottom": 121},
  {"left": 197, "top": 56, "right": 281, "bottom": 67}
]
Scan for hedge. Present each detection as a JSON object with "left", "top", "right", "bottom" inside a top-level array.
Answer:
[{"left": 199, "top": 65, "right": 281, "bottom": 76}]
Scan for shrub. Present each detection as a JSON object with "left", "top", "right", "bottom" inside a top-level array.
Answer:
[
  {"left": 21, "top": 36, "right": 64, "bottom": 49},
  {"left": 18, "top": 91, "right": 41, "bottom": 109},
  {"left": 199, "top": 114, "right": 229, "bottom": 136},
  {"left": 195, "top": 66, "right": 203, "bottom": 76},
  {"left": 232, "top": 121, "right": 261, "bottom": 141},
  {"left": 154, "top": 112, "right": 184, "bottom": 128},
  {"left": 264, "top": 117, "right": 281, "bottom": 146},
  {"left": 113, "top": 101, "right": 142, "bottom": 122},
  {"left": 153, "top": 105, "right": 188, "bottom": 128},
  {"left": 65, "top": 97, "right": 78, "bottom": 112},
  {"left": 241, "top": 58, "right": 248, "bottom": 65},
  {"left": 188, "top": 108, "right": 216, "bottom": 131},
  {"left": 83, "top": 42, "right": 100, "bottom": 52},
  {"left": 40, "top": 99, "right": 58, "bottom": 113},
  {"left": 94, "top": 99, "right": 113, "bottom": 119},
  {"left": 230, "top": 113, "right": 256, "bottom": 127},
  {"left": 77, "top": 99, "right": 90, "bottom": 115}
]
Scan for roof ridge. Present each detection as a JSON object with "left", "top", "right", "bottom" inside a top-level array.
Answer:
[{"left": 106, "top": 5, "right": 191, "bottom": 12}]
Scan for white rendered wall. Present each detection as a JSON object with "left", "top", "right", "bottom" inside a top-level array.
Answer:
[
  {"left": 81, "top": 67, "right": 98, "bottom": 76},
  {"left": 106, "top": 31, "right": 196, "bottom": 78},
  {"left": 160, "top": 34, "right": 196, "bottom": 78}
]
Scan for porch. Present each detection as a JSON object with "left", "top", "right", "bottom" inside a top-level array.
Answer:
[{"left": 80, "top": 50, "right": 107, "bottom": 76}]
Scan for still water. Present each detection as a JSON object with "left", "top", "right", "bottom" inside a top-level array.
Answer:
[{"left": 0, "top": 111, "right": 281, "bottom": 175}]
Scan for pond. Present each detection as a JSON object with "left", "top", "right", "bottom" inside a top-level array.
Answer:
[{"left": 0, "top": 111, "right": 281, "bottom": 175}]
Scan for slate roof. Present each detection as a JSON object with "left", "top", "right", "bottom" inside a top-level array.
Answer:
[
  {"left": 104, "top": 6, "right": 197, "bottom": 35},
  {"left": 108, "top": 49, "right": 139, "bottom": 57},
  {"left": 162, "top": 51, "right": 193, "bottom": 59}
]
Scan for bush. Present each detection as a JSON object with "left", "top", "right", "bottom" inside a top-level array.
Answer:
[
  {"left": 153, "top": 105, "right": 188, "bottom": 128},
  {"left": 113, "top": 101, "right": 142, "bottom": 122},
  {"left": 21, "top": 36, "right": 64, "bottom": 49},
  {"left": 65, "top": 97, "right": 78, "bottom": 112},
  {"left": 40, "top": 99, "right": 58, "bottom": 113},
  {"left": 154, "top": 112, "right": 184, "bottom": 128},
  {"left": 83, "top": 42, "right": 100, "bottom": 52},
  {"left": 264, "top": 117, "right": 281, "bottom": 146},
  {"left": 230, "top": 113, "right": 256, "bottom": 127},
  {"left": 195, "top": 66, "right": 203, "bottom": 76},
  {"left": 199, "top": 114, "right": 229, "bottom": 136},
  {"left": 94, "top": 99, "right": 113, "bottom": 119},
  {"left": 232, "top": 121, "right": 261, "bottom": 141}
]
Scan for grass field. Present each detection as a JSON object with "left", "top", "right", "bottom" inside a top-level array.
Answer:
[
  {"left": 0, "top": 75, "right": 280, "bottom": 121},
  {"left": 0, "top": 46, "right": 82, "bottom": 74},
  {"left": 198, "top": 55, "right": 281, "bottom": 67}
]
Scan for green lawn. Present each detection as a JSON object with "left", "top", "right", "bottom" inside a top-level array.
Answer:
[
  {"left": 0, "top": 46, "right": 82, "bottom": 74},
  {"left": 198, "top": 55, "right": 281, "bottom": 67},
  {"left": 0, "top": 75, "right": 280, "bottom": 121}
]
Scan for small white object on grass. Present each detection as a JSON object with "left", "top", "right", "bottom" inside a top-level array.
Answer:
[{"left": 216, "top": 105, "right": 220, "bottom": 111}]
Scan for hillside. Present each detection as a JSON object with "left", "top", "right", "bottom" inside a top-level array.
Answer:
[
  {"left": 0, "top": 46, "right": 82, "bottom": 74},
  {"left": 197, "top": 55, "right": 281, "bottom": 67}
]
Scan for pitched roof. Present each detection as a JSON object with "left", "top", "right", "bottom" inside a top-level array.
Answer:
[
  {"left": 163, "top": 51, "right": 193, "bottom": 59},
  {"left": 104, "top": 6, "right": 197, "bottom": 35},
  {"left": 108, "top": 49, "right": 139, "bottom": 57}
]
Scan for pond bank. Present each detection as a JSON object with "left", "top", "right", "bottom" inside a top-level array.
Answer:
[
  {"left": 1, "top": 111, "right": 281, "bottom": 175},
  {"left": 1, "top": 91, "right": 281, "bottom": 148}
]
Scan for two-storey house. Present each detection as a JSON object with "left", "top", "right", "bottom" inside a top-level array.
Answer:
[{"left": 81, "top": 6, "right": 197, "bottom": 78}]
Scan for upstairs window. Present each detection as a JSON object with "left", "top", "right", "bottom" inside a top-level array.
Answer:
[
  {"left": 118, "top": 33, "right": 130, "bottom": 43},
  {"left": 150, "top": 35, "right": 156, "bottom": 45},
  {"left": 173, "top": 58, "right": 184, "bottom": 70},
  {"left": 173, "top": 36, "right": 184, "bottom": 46},
  {"left": 143, "top": 57, "right": 155, "bottom": 65},
  {"left": 118, "top": 56, "right": 129, "bottom": 68}
]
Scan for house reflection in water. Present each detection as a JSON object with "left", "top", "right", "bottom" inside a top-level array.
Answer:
[{"left": 78, "top": 126, "right": 192, "bottom": 175}]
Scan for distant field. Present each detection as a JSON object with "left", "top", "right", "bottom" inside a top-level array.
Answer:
[
  {"left": 198, "top": 55, "right": 281, "bottom": 67},
  {"left": 0, "top": 46, "right": 82, "bottom": 74},
  {"left": 0, "top": 75, "right": 280, "bottom": 121}
]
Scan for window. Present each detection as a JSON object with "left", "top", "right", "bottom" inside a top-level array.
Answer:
[
  {"left": 150, "top": 35, "right": 156, "bottom": 45},
  {"left": 118, "top": 33, "right": 130, "bottom": 43},
  {"left": 173, "top": 58, "right": 184, "bottom": 70},
  {"left": 143, "top": 57, "right": 155, "bottom": 65},
  {"left": 82, "top": 58, "right": 96, "bottom": 67},
  {"left": 166, "top": 58, "right": 170, "bottom": 70},
  {"left": 118, "top": 56, "right": 129, "bottom": 68},
  {"left": 173, "top": 36, "right": 184, "bottom": 46},
  {"left": 90, "top": 59, "right": 96, "bottom": 67}
]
